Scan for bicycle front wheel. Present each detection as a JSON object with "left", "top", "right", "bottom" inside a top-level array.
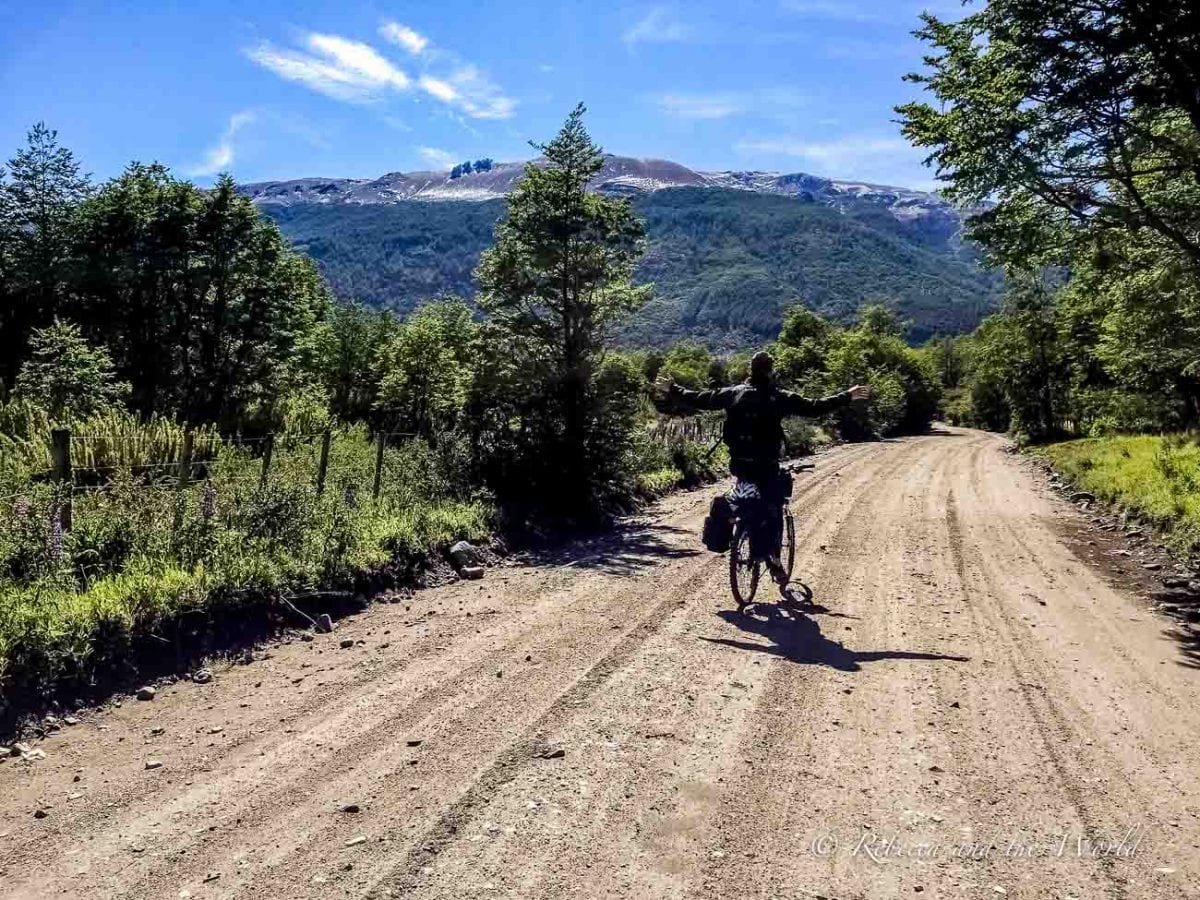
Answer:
[{"left": 729, "top": 521, "right": 760, "bottom": 610}]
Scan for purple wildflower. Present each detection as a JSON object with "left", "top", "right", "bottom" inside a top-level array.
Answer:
[
  {"left": 200, "top": 480, "right": 217, "bottom": 520},
  {"left": 11, "top": 496, "right": 30, "bottom": 519},
  {"left": 46, "top": 506, "right": 64, "bottom": 563},
  {"left": 343, "top": 485, "right": 357, "bottom": 509}
]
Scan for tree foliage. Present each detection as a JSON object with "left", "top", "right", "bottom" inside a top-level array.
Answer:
[
  {"left": 0, "top": 123, "right": 91, "bottom": 383},
  {"left": 898, "top": 0, "right": 1200, "bottom": 273},
  {"left": 13, "top": 320, "right": 128, "bottom": 423},
  {"left": 474, "top": 105, "right": 651, "bottom": 520}
]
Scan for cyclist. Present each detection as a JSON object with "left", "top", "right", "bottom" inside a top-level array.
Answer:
[{"left": 656, "top": 351, "right": 870, "bottom": 586}]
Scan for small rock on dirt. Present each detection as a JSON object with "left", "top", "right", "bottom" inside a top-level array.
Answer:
[
  {"left": 535, "top": 747, "right": 565, "bottom": 760},
  {"left": 192, "top": 669, "right": 213, "bottom": 684},
  {"left": 136, "top": 686, "right": 156, "bottom": 701},
  {"left": 33, "top": 808, "right": 48, "bottom": 819},
  {"left": 344, "top": 836, "right": 367, "bottom": 847},
  {"left": 1070, "top": 491, "right": 1095, "bottom": 503},
  {"left": 340, "top": 639, "right": 355, "bottom": 649},
  {"left": 461, "top": 565, "right": 485, "bottom": 580},
  {"left": 316, "top": 614, "right": 334, "bottom": 634},
  {"left": 145, "top": 759, "right": 163, "bottom": 770},
  {"left": 339, "top": 803, "right": 360, "bottom": 814}
]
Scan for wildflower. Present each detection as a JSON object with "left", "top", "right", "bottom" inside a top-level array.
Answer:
[
  {"left": 200, "top": 480, "right": 217, "bottom": 520},
  {"left": 343, "top": 485, "right": 357, "bottom": 509},
  {"left": 46, "top": 506, "right": 64, "bottom": 563},
  {"left": 11, "top": 496, "right": 30, "bottom": 519}
]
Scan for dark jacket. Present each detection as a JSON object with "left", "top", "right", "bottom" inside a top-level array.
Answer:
[{"left": 674, "top": 380, "right": 852, "bottom": 476}]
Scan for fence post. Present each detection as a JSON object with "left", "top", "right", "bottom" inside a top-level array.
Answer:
[
  {"left": 259, "top": 433, "right": 275, "bottom": 490},
  {"left": 50, "top": 428, "right": 73, "bottom": 531},
  {"left": 316, "top": 430, "right": 332, "bottom": 495},
  {"left": 372, "top": 432, "right": 387, "bottom": 500},
  {"left": 171, "top": 430, "right": 195, "bottom": 540}
]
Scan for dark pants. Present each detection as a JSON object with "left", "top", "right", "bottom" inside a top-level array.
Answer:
[{"left": 731, "top": 459, "right": 785, "bottom": 561}]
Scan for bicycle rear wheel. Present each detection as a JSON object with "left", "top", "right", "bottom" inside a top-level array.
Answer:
[
  {"left": 729, "top": 521, "right": 760, "bottom": 609},
  {"left": 782, "top": 511, "right": 796, "bottom": 582}
]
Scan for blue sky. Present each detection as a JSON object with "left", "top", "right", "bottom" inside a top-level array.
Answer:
[{"left": 1, "top": 0, "right": 969, "bottom": 190}]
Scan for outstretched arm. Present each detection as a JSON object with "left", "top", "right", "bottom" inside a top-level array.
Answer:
[
  {"left": 779, "top": 384, "right": 871, "bottom": 417},
  {"left": 653, "top": 377, "right": 739, "bottom": 412}
]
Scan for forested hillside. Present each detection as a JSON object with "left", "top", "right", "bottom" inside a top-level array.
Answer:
[{"left": 263, "top": 188, "right": 1001, "bottom": 348}]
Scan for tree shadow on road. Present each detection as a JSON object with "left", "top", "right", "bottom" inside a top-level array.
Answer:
[
  {"left": 519, "top": 522, "right": 701, "bottom": 577},
  {"left": 1165, "top": 621, "right": 1200, "bottom": 670},
  {"left": 701, "top": 603, "right": 971, "bottom": 672}
]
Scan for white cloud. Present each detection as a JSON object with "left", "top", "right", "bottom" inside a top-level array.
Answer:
[
  {"left": 419, "top": 75, "right": 458, "bottom": 103},
  {"left": 188, "top": 110, "right": 256, "bottom": 176},
  {"left": 657, "top": 93, "right": 744, "bottom": 120},
  {"left": 623, "top": 7, "right": 690, "bottom": 46},
  {"left": 380, "top": 21, "right": 429, "bottom": 55},
  {"left": 418, "top": 146, "right": 458, "bottom": 170},
  {"left": 246, "top": 33, "right": 409, "bottom": 103},
  {"left": 440, "top": 65, "right": 516, "bottom": 119},
  {"left": 735, "top": 134, "right": 930, "bottom": 186},
  {"left": 247, "top": 26, "right": 515, "bottom": 120},
  {"left": 654, "top": 89, "right": 806, "bottom": 120}
]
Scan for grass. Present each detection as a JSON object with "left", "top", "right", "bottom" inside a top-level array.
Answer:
[
  {"left": 0, "top": 428, "right": 490, "bottom": 722},
  {"left": 1039, "top": 433, "right": 1200, "bottom": 559},
  {"left": 1, "top": 409, "right": 724, "bottom": 727}
]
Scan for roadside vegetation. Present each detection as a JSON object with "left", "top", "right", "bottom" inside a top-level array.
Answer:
[
  {"left": 1038, "top": 436, "right": 1200, "bottom": 560},
  {"left": 0, "top": 106, "right": 940, "bottom": 721}
]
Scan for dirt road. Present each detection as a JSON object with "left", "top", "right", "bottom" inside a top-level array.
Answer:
[{"left": 2, "top": 428, "right": 1198, "bottom": 899}]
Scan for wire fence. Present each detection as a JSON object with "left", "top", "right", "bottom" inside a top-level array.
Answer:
[{"left": 4, "top": 427, "right": 421, "bottom": 537}]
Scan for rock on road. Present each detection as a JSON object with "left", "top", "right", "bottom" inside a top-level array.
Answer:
[{"left": 1, "top": 428, "right": 1198, "bottom": 899}]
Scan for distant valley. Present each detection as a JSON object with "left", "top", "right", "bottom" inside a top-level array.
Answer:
[{"left": 242, "top": 155, "right": 1000, "bottom": 346}]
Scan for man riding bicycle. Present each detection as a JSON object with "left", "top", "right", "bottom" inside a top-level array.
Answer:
[{"left": 656, "top": 351, "right": 870, "bottom": 587}]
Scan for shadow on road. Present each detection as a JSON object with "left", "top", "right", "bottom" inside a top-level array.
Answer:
[
  {"left": 702, "top": 603, "right": 971, "bottom": 672},
  {"left": 1166, "top": 622, "right": 1200, "bottom": 670},
  {"left": 521, "top": 522, "right": 701, "bottom": 577}
]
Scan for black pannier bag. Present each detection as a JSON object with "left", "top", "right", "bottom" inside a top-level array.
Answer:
[{"left": 702, "top": 494, "right": 734, "bottom": 553}]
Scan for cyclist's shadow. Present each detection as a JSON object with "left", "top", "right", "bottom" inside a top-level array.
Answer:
[{"left": 704, "top": 592, "right": 970, "bottom": 672}]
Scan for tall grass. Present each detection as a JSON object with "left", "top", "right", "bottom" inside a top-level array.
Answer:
[
  {"left": 0, "top": 425, "right": 491, "bottom": 714},
  {"left": 1041, "top": 433, "right": 1200, "bottom": 559}
]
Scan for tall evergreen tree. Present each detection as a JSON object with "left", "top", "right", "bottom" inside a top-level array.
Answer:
[
  {"left": 475, "top": 104, "right": 650, "bottom": 518},
  {"left": 0, "top": 123, "right": 91, "bottom": 384}
]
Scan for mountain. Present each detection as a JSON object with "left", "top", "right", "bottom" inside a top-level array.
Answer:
[{"left": 243, "top": 155, "right": 999, "bottom": 346}]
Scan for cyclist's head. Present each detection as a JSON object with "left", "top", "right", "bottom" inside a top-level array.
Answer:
[{"left": 749, "top": 350, "right": 774, "bottom": 386}]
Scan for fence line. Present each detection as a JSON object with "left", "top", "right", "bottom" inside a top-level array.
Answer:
[{"left": 6, "top": 427, "right": 421, "bottom": 536}]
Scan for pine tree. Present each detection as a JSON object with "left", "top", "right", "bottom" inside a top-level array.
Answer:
[
  {"left": 475, "top": 104, "right": 650, "bottom": 519},
  {"left": 0, "top": 123, "right": 91, "bottom": 384}
]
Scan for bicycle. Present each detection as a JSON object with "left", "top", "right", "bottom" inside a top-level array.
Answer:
[{"left": 728, "top": 461, "right": 812, "bottom": 610}]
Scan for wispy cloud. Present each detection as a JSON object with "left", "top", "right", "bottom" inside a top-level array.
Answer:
[
  {"left": 623, "top": 7, "right": 691, "bottom": 46},
  {"left": 653, "top": 89, "right": 805, "bottom": 121},
  {"left": 380, "top": 21, "right": 429, "bottom": 55},
  {"left": 381, "top": 20, "right": 515, "bottom": 119},
  {"left": 246, "top": 25, "right": 515, "bottom": 119},
  {"left": 657, "top": 93, "right": 744, "bottom": 120},
  {"left": 246, "top": 34, "right": 409, "bottom": 103},
  {"left": 188, "top": 110, "right": 256, "bottom": 176},
  {"left": 735, "top": 134, "right": 930, "bottom": 186},
  {"left": 417, "top": 146, "right": 458, "bottom": 170}
]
